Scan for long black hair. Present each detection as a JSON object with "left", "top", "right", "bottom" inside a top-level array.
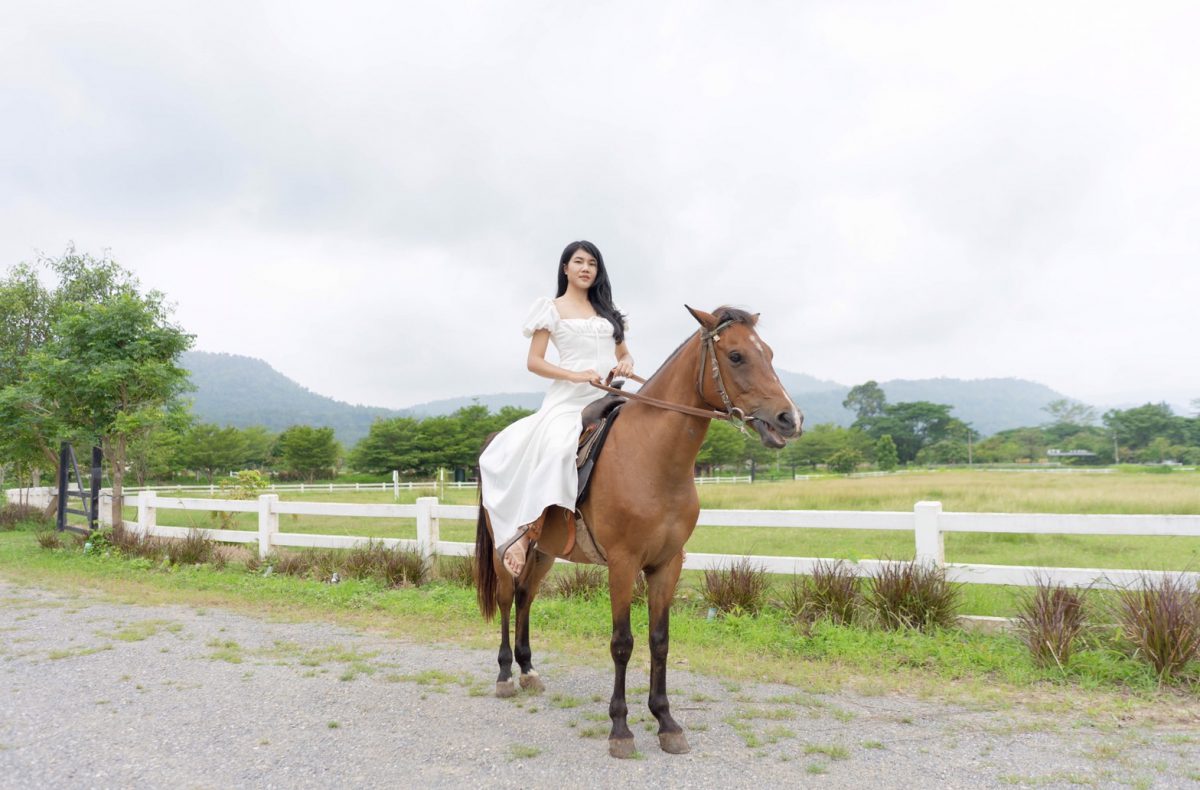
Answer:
[{"left": 555, "top": 240, "right": 626, "bottom": 344}]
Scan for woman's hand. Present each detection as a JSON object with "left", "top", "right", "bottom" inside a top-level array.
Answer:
[
  {"left": 570, "top": 369, "right": 602, "bottom": 385},
  {"left": 614, "top": 355, "right": 635, "bottom": 379}
]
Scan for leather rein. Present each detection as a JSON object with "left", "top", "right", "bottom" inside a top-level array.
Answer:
[{"left": 589, "top": 319, "right": 755, "bottom": 426}]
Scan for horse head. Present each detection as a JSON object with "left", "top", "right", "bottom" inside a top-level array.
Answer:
[{"left": 686, "top": 305, "right": 804, "bottom": 448}]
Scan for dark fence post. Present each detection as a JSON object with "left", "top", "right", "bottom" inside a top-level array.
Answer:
[
  {"left": 90, "top": 446, "right": 102, "bottom": 530},
  {"left": 56, "top": 442, "right": 68, "bottom": 532}
]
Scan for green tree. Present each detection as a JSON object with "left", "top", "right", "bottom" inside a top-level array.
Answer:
[
  {"left": 126, "top": 400, "right": 193, "bottom": 485},
  {"left": 179, "top": 424, "right": 249, "bottom": 483},
  {"left": 238, "top": 425, "right": 278, "bottom": 470},
  {"left": 1042, "top": 398, "right": 1097, "bottom": 428},
  {"left": 843, "top": 380, "right": 886, "bottom": 421},
  {"left": 276, "top": 425, "right": 339, "bottom": 482},
  {"left": 1103, "top": 403, "right": 1185, "bottom": 451},
  {"left": 698, "top": 420, "right": 745, "bottom": 473},
  {"left": 780, "top": 424, "right": 867, "bottom": 470},
  {"left": 875, "top": 434, "right": 898, "bottom": 471},
  {"left": 0, "top": 263, "right": 64, "bottom": 484},
  {"left": 827, "top": 448, "right": 862, "bottom": 474},
  {"left": 856, "top": 401, "right": 969, "bottom": 464},
  {"left": 350, "top": 416, "right": 423, "bottom": 474},
  {"left": 29, "top": 279, "right": 193, "bottom": 524}
]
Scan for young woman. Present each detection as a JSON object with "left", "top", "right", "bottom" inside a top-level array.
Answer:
[{"left": 479, "top": 240, "right": 635, "bottom": 577}]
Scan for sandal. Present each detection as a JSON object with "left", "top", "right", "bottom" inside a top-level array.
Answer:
[{"left": 502, "top": 532, "right": 530, "bottom": 577}]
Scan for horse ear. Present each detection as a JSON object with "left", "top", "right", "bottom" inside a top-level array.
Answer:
[
  {"left": 751, "top": 313, "right": 760, "bottom": 325},
  {"left": 685, "top": 305, "right": 718, "bottom": 330}
]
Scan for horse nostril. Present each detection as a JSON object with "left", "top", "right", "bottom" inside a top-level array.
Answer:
[{"left": 777, "top": 411, "right": 795, "bottom": 430}]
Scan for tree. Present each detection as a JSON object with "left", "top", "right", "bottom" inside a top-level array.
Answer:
[
  {"left": 276, "top": 425, "right": 339, "bottom": 481},
  {"left": 179, "top": 424, "right": 249, "bottom": 483},
  {"left": 238, "top": 426, "right": 277, "bottom": 469},
  {"left": 780, "top": 424, "right": 867, "bottom": 470},
  {"left": 843, "top": 381, "right": 886, "bottom": 421},
  {"left": 855, "top": 400, "right": 969, "bottom": 464},
  {"left": 29, "top": 278, "right": 194, "bottom": 525},
  {"left": 697, "top": 420, "right": 744, "bottom": 473},
  {"left": 1042, "top": 398, "right": 1097, "bottom": 428},
  {"left": 827, "top": 448, "right": 862, "bottom": 474},
  {"left": 0, "top": 263, "right": 63, "bottom": 483},
  {"left": 1103, "top": 403, "right": 1185, "bottom": 451},
  {"left": 126, "top": 400, "right": 193, "bottom": 485},
  {"left": 875, "top": 435, "right": 898, "bottom": 471}
]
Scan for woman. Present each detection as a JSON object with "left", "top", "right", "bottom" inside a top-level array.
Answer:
[{"left": 479, "top": 240, "right": 635, "bottom": 577}]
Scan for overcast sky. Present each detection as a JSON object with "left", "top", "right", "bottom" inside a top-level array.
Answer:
[{"left": 3, "top": 1, "right": 1197, "bottom": 414}]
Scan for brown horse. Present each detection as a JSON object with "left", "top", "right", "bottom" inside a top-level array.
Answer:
[{"left": 475, "top": 305, "right": 802, "bottom": 758}]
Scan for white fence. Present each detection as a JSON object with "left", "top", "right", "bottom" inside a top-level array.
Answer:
[{"left": 119, "top": 491, "right": 1200, "bottom": 591}]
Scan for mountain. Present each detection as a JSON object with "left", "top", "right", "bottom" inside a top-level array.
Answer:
[
  {"left": 790, "top": 377, "right": 1068, "bottom": 436},
  {"left": 180, "top": 350, "right": 1068, "bottom": 444},
  {"left": 180, "top": 351, "right": 403, "bottom": 445}
]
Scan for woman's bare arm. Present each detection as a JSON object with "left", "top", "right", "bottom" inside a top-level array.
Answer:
[
  {"left": 526, "top": 330, "right": 601, "bottom": 384},
  {"left": 614, "top": 341, "right": 634, "bottom": 378}
]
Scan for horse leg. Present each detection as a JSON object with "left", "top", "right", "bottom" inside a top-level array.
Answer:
[
  {"left": 606, "top": 557, "right": 638, "bottom": 758},
  {"left": 514, "top": 548, "right": 555, "bottom": 693},
  {"left": 494, "top": 561, "right": 517, "bottom": 698},
  {"left": 646, "top": 551, "right": 689, "bottom": 754}
]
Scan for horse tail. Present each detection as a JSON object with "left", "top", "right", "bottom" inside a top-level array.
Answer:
[{"left": 475, "top": 433, "right": 498, "bottom": 622}]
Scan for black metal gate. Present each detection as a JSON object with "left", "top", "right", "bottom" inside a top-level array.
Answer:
[{"left": 56, "top": 442, "right": 102, "bottom": 535}]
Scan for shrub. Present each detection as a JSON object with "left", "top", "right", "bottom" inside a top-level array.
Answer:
[
  {"left": 702, "top": 557, "right": 769, "bottom": 615},
  {"left": 1112, "top": 574, "right": 1200, "bottom": 681},
  {"left": 372, "top": 544, "right": 428, "bottom": 587},
  {"left": 436, "top": 553, "right": 476, "bottom": 587},
  {"left": 1, "top": 503, "right": 48, "bottom": 530},
  {"left": 273, "top": 549, "right": 320, "bottom": 578},
  {"left": 866, "top": 560, "right": 960, "bottom": 631},
  {"left": 164, "top": 529, "right": 216, "bottom": 566},
  {"left": 546, "top": 565, "right": 606, "bottom": 599},
  {"left": 827, "top": 449, "right": 863, "bottom": 475},
  {"left": 35, "top": 529, "right": 62, "bottom": 549},
  {"left": 344, "top": 541, "right": 428, "bottom": 587},
  {"left": 110, "top": 524, "right": 166, "bottom": 561},
  {"left": 1014, "top": 577, "right": 1088, "bottom": 669},
  {"left": 780, "top": 560, "right": 862, "bottom": 626}
]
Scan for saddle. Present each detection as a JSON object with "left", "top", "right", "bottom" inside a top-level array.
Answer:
[
  {"left": 523, "top": 388, "right": 626, "bottom": 566},
  {"left": 577, "top": 386, "right": 627, "bottom": 506}
]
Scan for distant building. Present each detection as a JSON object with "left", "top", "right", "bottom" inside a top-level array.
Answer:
[{"left": 1046, "top": 449, "right": 1097, "bottom": 458}]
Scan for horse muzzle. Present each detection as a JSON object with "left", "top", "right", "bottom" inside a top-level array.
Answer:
[{"left": 750, "top": 407, "right": 803, "bottom": 448}]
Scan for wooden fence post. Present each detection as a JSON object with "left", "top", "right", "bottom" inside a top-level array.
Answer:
[
  {"left": 914, "top": 500, "right": 944, "bottom": 567},
  {"left": 258, "top": 494, "right": 278, "bottom": 560},
  {"left": 415, "top": 497, "right": 440, "bottom": 562},
  {"left": 137, "top": 490, "right": 157, "bottom": 536}
]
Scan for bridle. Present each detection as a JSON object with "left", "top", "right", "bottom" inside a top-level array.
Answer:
[{"left": 591, "top": 318, "right": 755, "bottom": 428}]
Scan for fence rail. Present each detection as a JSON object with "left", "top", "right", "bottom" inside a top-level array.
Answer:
[{"left": 114, "top": 491, "right": 1200, "bottom": 591}]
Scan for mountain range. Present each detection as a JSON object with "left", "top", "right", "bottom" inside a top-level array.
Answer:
[{"left": 180, "top": 351, "right": 1069, "bottom": 446}]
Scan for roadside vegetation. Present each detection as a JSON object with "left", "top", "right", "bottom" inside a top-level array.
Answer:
[{"left": 2, "top": 512, "right": 1197, "bottom": 702}]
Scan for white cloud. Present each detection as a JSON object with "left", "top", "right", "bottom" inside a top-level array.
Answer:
[{"left": 2, "top": 0, "right": 1197, "bottom": 413}]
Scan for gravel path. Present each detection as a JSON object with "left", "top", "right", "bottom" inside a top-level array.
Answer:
[{"left": 1, "top": 580, "right": 1197, "bottom": 789}]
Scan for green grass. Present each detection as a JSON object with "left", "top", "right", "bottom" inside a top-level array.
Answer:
[
  {"left": 4, "top": 530, "right": 1199, "bottom": 716},
  {"left": 115, "top": 471, "right": 1200, "bottom": 578}
]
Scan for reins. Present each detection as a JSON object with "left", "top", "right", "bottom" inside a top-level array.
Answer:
[{"left": 589, "top": 319, "right": 754, "bottom": 427}]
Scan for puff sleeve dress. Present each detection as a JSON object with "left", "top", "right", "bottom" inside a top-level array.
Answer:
[{"left": 479, "top": 296, "right": 622, "bottom": 550}]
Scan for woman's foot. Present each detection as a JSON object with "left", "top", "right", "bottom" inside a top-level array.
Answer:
[{"left": 502, "top": 533, "right": 530, "bottom": 577}]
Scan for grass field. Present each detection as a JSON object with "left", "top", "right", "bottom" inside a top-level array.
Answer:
[
  {"left": 109, "top": 470, "right": 1200, "bottom": 618},
  {"left": 1, "top": 528, "right": 1197, "bottom": 712}
]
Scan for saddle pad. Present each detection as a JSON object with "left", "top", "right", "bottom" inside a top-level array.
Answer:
[{"left": 576, "top": 403, "right": 623, "bottom": 509}]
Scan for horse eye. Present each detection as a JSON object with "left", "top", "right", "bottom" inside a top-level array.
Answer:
[{"left": 729, "top": 351, "right": 743, "bottom": 364}]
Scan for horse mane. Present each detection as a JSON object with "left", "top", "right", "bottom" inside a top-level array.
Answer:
[{"left": 639, "top": 306, "right": 756, "bottom": 389}]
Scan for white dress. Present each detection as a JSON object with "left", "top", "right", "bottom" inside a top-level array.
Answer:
[{"left": 479, "top": 296, "right": 622, "bottom": 549}]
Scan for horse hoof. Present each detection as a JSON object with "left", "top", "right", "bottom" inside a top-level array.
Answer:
[
  {"left": 519, "top": 672, "right": 544, "bottom": 693},
  {"left": 609, "top": 737, "right": 636, "bottom": 759},
  {"left": 495, "top": 680, "right": 517, "bottom": 698},
  {"left": 658, "top": 731, "right": 690, "bottom": 754}
]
